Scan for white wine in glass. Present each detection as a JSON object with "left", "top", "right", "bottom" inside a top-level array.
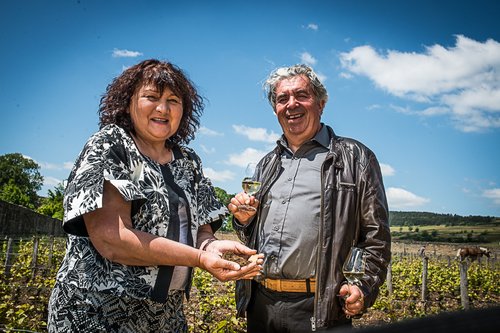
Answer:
[
  {"left": 238, "top": 163, "right": 261, "bottom": 212},
  {"left": 341, "top": 247, "right": 366, "bottom": 318},
  {"left": 342, "top": 247, "right": 366, "bottom": 285},
  {"left": 241, "top": 178, "right": 261, "bottom": 196}
]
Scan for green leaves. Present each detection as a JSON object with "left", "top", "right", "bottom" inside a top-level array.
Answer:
[
  {"left": 214, "top": 186, "right": 235, "bottom": 232},
  {"left": 187, "top": 269, "right": 246, "bottom": 332},
  {"left": 36, "top": 183, "right": 64, "bottom": 220},
  {"left": 373, "top": 256, "right": 499, "bottom": 320},
  {"left": 1, "top": 237, "right": 498, "bottom": 331},
  {"left": 0, "top": 153, "right": 44, "bottom": 208},
  {"left": 0, "top": 237, "right": 64, "bottom": 331}
]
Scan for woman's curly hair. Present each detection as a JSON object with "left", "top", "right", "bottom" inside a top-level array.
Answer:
[{"left": 98, "top": 59, "right": 204, "bottom": 147}]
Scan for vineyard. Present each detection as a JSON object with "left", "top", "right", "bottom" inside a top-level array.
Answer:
[{"left": 0, "top": 236, "right": 499, "bottom": 332}]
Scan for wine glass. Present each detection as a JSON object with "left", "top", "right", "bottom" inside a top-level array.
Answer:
[
  {"left": 342, "top": 247, "right": 366, "bottom": 285},
  {"left": 238, "top": 163, "right": 261, "bottom": 212},
  {"left": 341, "top": 247, "right": 366, "bottom": 318}
]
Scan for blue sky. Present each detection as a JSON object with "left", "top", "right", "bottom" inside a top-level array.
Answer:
[{"left": 1, "top": 0, "right": 499, "bottom": 217}]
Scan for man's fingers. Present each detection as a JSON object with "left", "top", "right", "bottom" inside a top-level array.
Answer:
[
  {"left": 248, "top": 253, "right": 264, "bottom": 263},
  {"left": 219, "top": 262, "right": 261, "bottom": 281}
]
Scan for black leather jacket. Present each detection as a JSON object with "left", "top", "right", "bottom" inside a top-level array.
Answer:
[{"left": 233, "top": 125, "right": 391, "bottom": 329}]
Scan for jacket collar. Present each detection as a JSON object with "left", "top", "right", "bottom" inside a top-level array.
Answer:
[
  {"left": 276, "top": 123, "right": 334, "bottom": 153},
  {"left": 324, "top": 125, "right": 345, "bottom": 169}
]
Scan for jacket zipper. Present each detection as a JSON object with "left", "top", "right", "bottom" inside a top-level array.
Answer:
[
  {"left": 310, "top": 316, "right": 317, "bottom": 331},
  {"left": 312, "top": 156, "right": 331, "bottom": 331}
]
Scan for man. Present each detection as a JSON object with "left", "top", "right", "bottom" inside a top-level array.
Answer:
[{"left": 228, "top": 64, "right": 391, "bottom": 332}]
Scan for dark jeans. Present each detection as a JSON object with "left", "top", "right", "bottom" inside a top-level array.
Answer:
[{"left": 247, "top": 282, "right": 351, "bottom": 333}]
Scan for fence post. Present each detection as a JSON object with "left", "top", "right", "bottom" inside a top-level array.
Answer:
[
  {"left": 421, "top": 256, "right": 428, "bottom": 306},
  {"left": 459, "top": 260, "right": 470, "bottom": 310},
  {"left": 32, "top": 236, "right": 39, "bottom": 279},
  {"left": 4, "top": 237, "right": 14, "bottom": 278},
  {"left": 386, "top": 261, "right": 393, "bottom": 297},
  {"left": 48, "top": 236, "right": 54, "bottom": 269}
]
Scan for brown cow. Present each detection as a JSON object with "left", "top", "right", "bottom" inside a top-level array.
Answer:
[{"left": 456, "top": 246, "right": 491, "bottom": 262}]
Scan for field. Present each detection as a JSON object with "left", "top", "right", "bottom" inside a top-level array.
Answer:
[
  {"left": 390, "top": 223, "right": 500, "bottom": 245},
  {"left": 0, "top": 235, "right": 499, "bottom": 332}
]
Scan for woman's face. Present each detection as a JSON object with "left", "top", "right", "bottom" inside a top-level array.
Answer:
[{"left": 129, "top": 84, "right": 183, "bottom": 145}]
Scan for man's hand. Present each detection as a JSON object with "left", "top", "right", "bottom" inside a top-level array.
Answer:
[
  {"left": 228, "top": 191, "right": 259, "bottom": 225},
  {"left": 339, "top": 284, "right": 365, "bottom": 317}
]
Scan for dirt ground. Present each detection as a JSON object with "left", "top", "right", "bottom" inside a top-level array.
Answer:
[{"left": 391, "top": 241, "right": 499, "bottom": 258}]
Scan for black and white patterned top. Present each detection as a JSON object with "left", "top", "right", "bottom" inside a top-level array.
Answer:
[{"left": 55, "top": 124, "right": 227, "bottom": 301}]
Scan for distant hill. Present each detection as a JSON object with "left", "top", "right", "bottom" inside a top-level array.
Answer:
[{"left": 389, "top": 211, "right": 498, "bottom": 226}]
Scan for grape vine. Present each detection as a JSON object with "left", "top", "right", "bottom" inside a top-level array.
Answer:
[{"left": 1, "top": 238, "right": 498, "bottom": 331}]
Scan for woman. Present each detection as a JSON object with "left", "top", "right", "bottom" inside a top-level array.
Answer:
[{"left": 48, "top": 59, "right": 262, "bottom": 332}]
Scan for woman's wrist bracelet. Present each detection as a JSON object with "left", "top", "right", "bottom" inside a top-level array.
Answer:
[{"left": 201, "top": 238, "right": 217, "bottom": 251}]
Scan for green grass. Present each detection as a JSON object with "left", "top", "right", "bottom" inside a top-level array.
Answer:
[{"left": 390, "top": 224, "right": 500, "bottom": 246}]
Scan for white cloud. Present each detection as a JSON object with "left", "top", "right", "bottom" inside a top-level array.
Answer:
[
  {"left": 30, "top": 158, "right": 74, "bottom": 171},
  {"left": 199, "top": 144, "right": 215, "bottom": 154},
  {"left": 227, "top": 148, "right": 268, "bottom": 167},
  {"left": 112, "top": 48, "right": 143, "bottom": 58},
  {"left": 316, "top": 72, "right": 327, "bottom": 83},
  {"left": 199, "top": 126, "right": 224, "bottom": 136},
  {"left": 38, "top": 161, "right": 63, "bottom": 170},
  {"left": 367, "top": 104, "right": 381, "bottom": 111},
  {"left": 44, "top": 176, "right": 62, "bottom": 187},
  {"left": 390, "top": 104, "right": 413, "bottom": 115},
  {"left": 232, "top": 125, "right": 280, "bottom": 143},
  {"left": 420, "top": 106, "right": 450, "bottom": 116},
  {"left": 203, "top": 167, "right": 235, "bottom": 182},
  {"left": 306, "top": 23, "right": 318, "bottom": 31},
  {"left": 340, "top": 35, "right": 500, "bottom": 132},
  {"left": 22, "top": 154, "right": 36, "bottom": 162},
  {"left": 386, "top": 187, "right": 430, "bottom": 209},
  {"left": 300, "top": 52, "right": 317, "bottom": 66},
  {"left": 339, "top": 72, "right": 353, "bottom": 79},
  {"left": 63, "top": 162, "right": 74, "bottom": 170},
  {"left": 483, "top": 188, "right": 500, "bottom": 205},
  {"left": 380, "top": 163, "right": 395, "bottom": 177}
]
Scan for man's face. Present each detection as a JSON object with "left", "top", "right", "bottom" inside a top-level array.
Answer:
[{"left": 274, "top": 75, "right": 325, "bottom": 150}]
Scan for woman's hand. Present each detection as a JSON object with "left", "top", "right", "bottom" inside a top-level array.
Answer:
[
  {"left": 199, "top": 240, "right": 264, "bottom": 282},
  {"left": 196, "top": 224, "right": 264, "bottom": 280},
  {"left": 338, "top": 284, "right": 365, "bottom": 317},
  {"left": 228, "top": 192, "right": 259, "bottom": 225}
]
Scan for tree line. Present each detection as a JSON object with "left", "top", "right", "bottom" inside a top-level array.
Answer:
[
  {"left": 1, "top": 152, "right": 496, "bottom": 231},
  {"left": 0, "top": 153, "right": 63, "bottom": 220},
  {"left": 389, "top": 211, "right": 497, "bottom": 226},
  {"left": 0, "top": 152, "right": 233, "bottom": 230}
]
